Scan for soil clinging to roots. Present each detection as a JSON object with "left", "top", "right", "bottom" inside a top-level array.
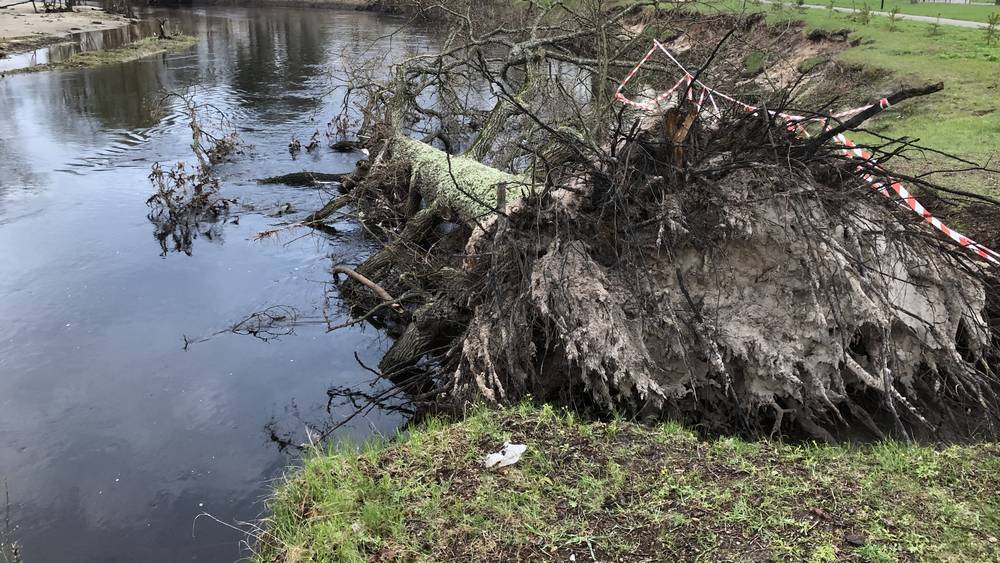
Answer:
[
  {"left": 315, "top": 5, "right": 1000, "bottom": 441},
  {"left": 456, "top": 139, "right": 998, "bottom": 441}
]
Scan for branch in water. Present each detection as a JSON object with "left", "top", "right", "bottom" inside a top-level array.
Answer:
[{"left": 333, "top": 265, "right": 405, "bottom": 314}]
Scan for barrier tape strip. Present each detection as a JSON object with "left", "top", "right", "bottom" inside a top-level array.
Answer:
[
  {"left": 615, "top": 42, "right": 1000, "bottom": 268},
  {"left": 836, "top": 134, "right": 1000, "bottom": 266}
]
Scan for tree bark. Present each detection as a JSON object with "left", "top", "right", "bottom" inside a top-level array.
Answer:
[
  {"left": 389, "top": 135, "right": 528, "bottom": 222},
  {"left": 302, "top": 195, "right": 352, "bottom": 225}
]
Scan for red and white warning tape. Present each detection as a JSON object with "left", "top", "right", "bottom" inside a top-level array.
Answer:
[
  {"left": 614, "top": 41, "right": 1000, "bottom": 268},
  {"left": 836, "top": 133, "right": 1000, "bottom": 267}
]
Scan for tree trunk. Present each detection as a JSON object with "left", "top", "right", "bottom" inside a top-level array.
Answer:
[
  {"left": 389, "top": 135, "right": 528, "bottom": 222},
  {"left": 348, "top": 136, "right": 528, "bottom": 375}
]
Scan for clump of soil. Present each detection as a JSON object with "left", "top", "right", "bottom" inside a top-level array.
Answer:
[{"left": 454, "top": 125, "right": 997, "bottom": 440}]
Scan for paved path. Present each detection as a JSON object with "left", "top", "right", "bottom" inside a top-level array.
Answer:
[{"left": 760, "top": 1, "right": 992, "bottom": 28}]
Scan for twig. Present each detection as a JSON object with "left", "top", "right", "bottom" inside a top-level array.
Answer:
[{"left": 333, "top": 265, "right": 405, "bottom": 314}]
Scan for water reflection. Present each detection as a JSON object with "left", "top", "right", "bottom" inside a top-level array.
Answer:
[
  {"left": 147, "top": 185, "right": 230, "bottom": 257},
  {"left": 62, "top": 61, "right": 173, "bottom": 129},
  {"left": 0, "top": 6, "right": 433, "bottom": 561},
  {"left": 0, "top": 19, "right": 163, "bottom": 73},
  {"left": 230, "top": 14, "right": 330, "bottom": 106}
]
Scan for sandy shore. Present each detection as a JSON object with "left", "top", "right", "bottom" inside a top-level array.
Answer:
[{"left": 0, "top": 4, "right": 132, "bottom": 54}]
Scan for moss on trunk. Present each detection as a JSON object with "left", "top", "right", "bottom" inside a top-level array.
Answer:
[{"left": 390, "top": 135, "right": 528, "bottom": 222}]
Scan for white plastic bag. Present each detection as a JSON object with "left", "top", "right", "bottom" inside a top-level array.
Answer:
[{"left": 483, "top": 441, "right": 527, "bottom": 469}]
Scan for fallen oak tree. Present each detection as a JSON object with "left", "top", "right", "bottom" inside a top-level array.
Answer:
[{"left": 314, "top": 4, "right": 1000, "bottom": 440}]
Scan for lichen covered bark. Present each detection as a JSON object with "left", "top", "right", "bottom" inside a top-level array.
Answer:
[{"left": 390, "top": 136, "right": 529, "bottom": 221}]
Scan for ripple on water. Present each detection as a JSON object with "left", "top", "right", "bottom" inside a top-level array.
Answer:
[{"left": 0, "top": 5, "right": 438, "bottom": 562}]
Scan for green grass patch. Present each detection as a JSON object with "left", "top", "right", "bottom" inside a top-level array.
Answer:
[
  {"left": 257, "top": 405, "right": 1000, "bottom": 562},
  {"left": 706, "top": 1, "right": 1000, "bottom": 196},
  {"left": 790, "top": 0, "right": 999, "bottom": 24},
  {"left": 10, "top": 35, "right": 197, "bottom": 74},
  {"left": 797, "top": 54, "right": 827, "bottom": 73},
  {"left": 742, "top": 49, "right": 769, "bottom": 75}
]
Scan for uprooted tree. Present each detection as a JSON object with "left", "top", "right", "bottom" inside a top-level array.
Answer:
[{"left": 307, "top": 2, "right": 1000, "bottom": 441}]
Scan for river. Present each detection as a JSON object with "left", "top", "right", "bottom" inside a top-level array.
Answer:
[{"left": 0, "top": 5, "right": 434, "bottom": 561}]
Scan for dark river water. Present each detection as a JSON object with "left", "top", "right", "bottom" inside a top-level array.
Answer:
[{"left": 0, "top": 6, "right": 434, "bottom": 561}]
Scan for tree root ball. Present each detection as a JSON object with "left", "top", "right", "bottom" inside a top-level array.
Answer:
[{"left": 453, "top": 168, "right": 1000, "bottom": 441}]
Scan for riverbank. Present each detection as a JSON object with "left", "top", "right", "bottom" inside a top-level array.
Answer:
[
  {"left": 7, "top": 34, "right": 197, "bottom": 74},
  {"left": 257, "top": 404, "right": 1000, "bottom": 562},
  {"left": 0, "top": 4, "right": 132, "bottom": 55},
  {"left": 706, "top": 1, "right": 1000, "bottom": 196},
  {"left": 253, "top": 3, "right": 1000, "bottom": 558}
]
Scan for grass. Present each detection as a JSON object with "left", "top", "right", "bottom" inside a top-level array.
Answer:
[
  {"left": 742, "top": 49, "right": 768, "bottom": 75},
  {"left": 9, "top": 35, "right": 197, "bottom": 74},
  {"left": 257, "top": 404, "right": 1000, "bottom": 562},
  {"left": 750, "top": 0, "right": 1000, "bottom": 24},
  {"left": 707, "top": 1, "right": 1000, "bottom": 196},
  {"left": 774, "top": 0, "right": 1000, "bottom": 24}
]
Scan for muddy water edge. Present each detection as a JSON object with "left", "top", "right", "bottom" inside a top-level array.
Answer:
[{"left": 0, "top": 5, "right": 436, "bottom": 561}]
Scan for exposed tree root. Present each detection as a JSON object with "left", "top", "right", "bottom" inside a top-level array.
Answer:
[
  {"left": 316, "top": 4, "right": 1000, "bottom": 439},
  {"left": 453, "top": 166, "right": 998, "bottom": 439}
]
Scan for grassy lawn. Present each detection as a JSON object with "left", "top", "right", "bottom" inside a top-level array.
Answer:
[
  {"left": 257, "top": 404, "right": 1000, "bottom": 562},
  {"left": 774, "top": 0, "right": 1000, "bottom": 24},
  {"left": 705, "top": 1, "right": 1000, "bottom": 196}
]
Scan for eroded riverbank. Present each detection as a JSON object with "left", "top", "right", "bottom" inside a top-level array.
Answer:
[{"left": 252, "top": 0, "right": 1000, "bottom": 552}]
